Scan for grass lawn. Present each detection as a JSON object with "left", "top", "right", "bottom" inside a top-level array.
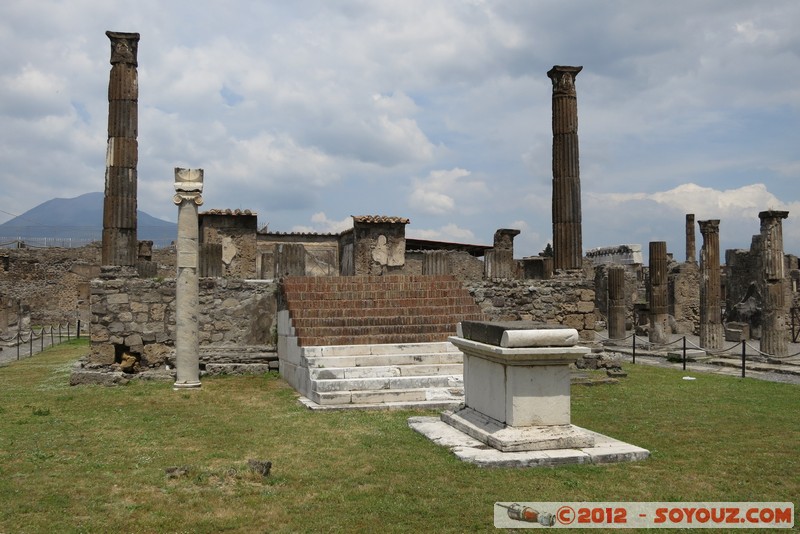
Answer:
[{"left": 0, "top": 339, "right": 797, "bottom": 533}]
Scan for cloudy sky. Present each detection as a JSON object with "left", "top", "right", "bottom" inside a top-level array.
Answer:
[{"left": 1, "top": 0, "right": 799, "bottom": 259}]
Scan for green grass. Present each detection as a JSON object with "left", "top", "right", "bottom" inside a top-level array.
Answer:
[{"left": 0, "top": 339, "right": 797, "bottom": 533}]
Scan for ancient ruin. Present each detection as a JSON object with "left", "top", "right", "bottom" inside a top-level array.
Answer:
[
  {"left": 759, "top": 210, "right": 789, "bottom": 357},
  {"left": 102, "top": 32, "right": 140, "bottom": 267},
  {"left": 1, "top": 31, "right": 798, "bottom": 417},
  {"left": 699, "top": 219, "right": 723, "bottom": 349},
  {"left": 548, "top": 65, "right": 583, "bottom": 271},
  {"left": 648, "top": 241, "right": 670, "bottom": 344},
  {"left": 173, "top": 168, "right": 204, "bottom": 389}
]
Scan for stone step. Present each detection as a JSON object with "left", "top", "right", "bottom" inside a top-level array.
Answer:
[
  {"left": 308, "top": 386, "right": 465, "bottom": 406},
  {"left": 295, "top": 323, "right": 458, "bottom": 340},
  {"left": 289, "top": 306, "right": 482, "bottom": 320},
  {"left": 286, "top": 296, "right": 478, "bottom": 311},
  {"left": 309, "top": 363, "right": 463, "bottom": 380},
  {"left": 312, "top": 374, "right": 463, "bottom": 393},
  {"left": 284, "top": 289, "right": 468, "bottom": 301},
  {"left": 291, "top": 314, "right": 468, "bottom": 329},
  {"left": 299, "top": 332, "right": 456, "bottom": 347},
  {"left": 301, "top": 341, "right": 459, "bottom": 358},
  {"left": 304, "top": 351, "right": 463, "bottom": 369}
]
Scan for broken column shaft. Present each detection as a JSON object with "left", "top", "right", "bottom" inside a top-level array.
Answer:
[
  {"left": 686, "top": 214, "right": 696, "bottom": 264},
  {"left": 173, "top": 168, "right": 204, "bottom": 389},
  {"left": 102, "top": 31, "right": 140, "bottom": 266},
  {"left": 648, "top": 241, "right": 669, "bottom": 344},
  {"left": 698, "top": 220, "right": 723, "bottom": 349},
  {"left": 607, "top": 266, "right": 626, "bottom": 340},
  {"left": 548, "top": 65, "right": 583, "bottom": 271},
  {"left": 759, "top": 210, "right": 789, "bottom": 357}
]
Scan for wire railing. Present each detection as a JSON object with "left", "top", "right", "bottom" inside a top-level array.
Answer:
[
  {"left": 0, "top": 320, "right": 84, "bottom": 362},
  {"left": 598, "top": 330, "right": 800, "bottom": 379}
]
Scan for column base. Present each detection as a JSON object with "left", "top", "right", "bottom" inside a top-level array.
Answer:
[
  {"left": 173, "top": 381, "right": 201, "bottom": 390},
  {"left": 441, "top": 406, "right": 595, "bottom": 452}
]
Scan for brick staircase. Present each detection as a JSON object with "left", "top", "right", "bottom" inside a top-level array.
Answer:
[{"left": 277, "top": 275, "right": 485, "bottom": 409}]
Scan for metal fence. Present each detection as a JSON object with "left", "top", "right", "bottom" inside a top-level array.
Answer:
[{"left": 0, "top": 320, "right": 85, "bottom": 363}]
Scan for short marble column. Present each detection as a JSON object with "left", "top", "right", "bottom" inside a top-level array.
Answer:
[
  {"left": 648, "top": 241, "right": 670, "bottom": 344},
  {"left": 173, "top": 168, "right": 204, "bottom": 389},
  {"left": 102, "top": 31, "right": 140, "bottom": 267},
  {"left": 759, "top": 210, "right": 789, "bottom": 357},
  {"left": 607, "top": 265, "right": 626, "bottom": 340},
  {"left": 548, "top": 65, "right": 583, "bottom": 271},
  {"left": 685, "top": 214, "right": 696, "bottom": 264},
  {"left": 698, "top": 220, "right": 723, "bottom": 349}
]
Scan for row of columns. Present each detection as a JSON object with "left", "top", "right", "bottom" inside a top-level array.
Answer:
[{"left": 608, "top": 212, "right": 790, "bottom": 357}]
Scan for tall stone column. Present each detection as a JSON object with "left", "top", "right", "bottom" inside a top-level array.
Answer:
[
  {"left": 548, "top": 65, "right": 583, "bottom": 271},
  {"left": 648, "top": 241, "right": 670, "bottom": 344},
  {"left": 685, "top": 214, "right": 696, "bottom": 264},
  {"left": 102, "top": 31, "right": 140, "bottom": 266},
  {"left": 759, "top": 210, "right": 789, "bottom": 357},
  {"left": 173, "top": 168, "right": 204, "bottom": 389},
  {"left": 607, "top": 265, "right": 626, "bottom": 340},
  {"left": 698, "top": 220, "right": 723, "bottom": 349}
]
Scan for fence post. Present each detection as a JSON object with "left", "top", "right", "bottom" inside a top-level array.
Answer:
[
  {"left": 741, "top": 340, "right": 746, "bottom": 378},
  {"left": 50, "top": 326, "right": 54, "bottom": 346},
  {"left": 77, "top": 320, "right": 81, "bottom": 340},
  {"left": 16, "top": 332, "right": 20, "bottom": 360},
  {"left": 67, "top": 322, "right": 71, "bottom": 341},
  {"left": 682, "top": 336, "right": 687, "bottom": 371},
  {"left": 632, "top": 333, "right": 636, "bottom": 364},
  {"left": 40, "top": 328, "right": 44, "bottom": 352},
  {"left": 29, "top": 332, "right": 33, "bottom": 357}
]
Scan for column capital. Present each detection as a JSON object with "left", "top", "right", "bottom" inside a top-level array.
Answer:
[
  {"left": 547, "top": 66, "right": 583, "bottom": 96},
  {"left": 106, "top": 31, "right": 140, "bottom": 66},
  {"left": 173, "top": 168, "right": 204, "bottom": 205},
  {"left": 758, "top": 210, "right": 789, "bottom": 221},
  {"left": 698, "top": 219, "right": 720, "bottom": 234}
]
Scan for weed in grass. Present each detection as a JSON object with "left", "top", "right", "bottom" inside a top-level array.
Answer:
[{"left": 31, "top": 407, "right": 50, "bottom": 416}]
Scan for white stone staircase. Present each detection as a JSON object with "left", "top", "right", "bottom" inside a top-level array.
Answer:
[{"left": 278, "top": 310, "right": 465, "bottom": 410}]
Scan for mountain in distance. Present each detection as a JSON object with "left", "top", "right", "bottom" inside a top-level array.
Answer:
[{"left": 0, "top": 192, "right": 177, "bottom": 246}]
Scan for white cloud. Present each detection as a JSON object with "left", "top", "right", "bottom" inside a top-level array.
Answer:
[
  {"left": 407, "top": 223, "right": 476, "bottom": 242},
  {"left": 291, "top": 212, "right": 352, "bottom": 234},
  {"left": 408, "top": 168, "right": 487, "bottom": 215}
]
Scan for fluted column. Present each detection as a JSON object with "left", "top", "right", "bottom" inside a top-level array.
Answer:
[
  {"left": 698, "top": 220, "right": 722, "bottom": 349},
  {"left": 548, "top": 65, "right": 583, "bottom": 271},
  {"left": 607, "top": 265, "right": 626, "bottom": 340},
  {"left": 173, "top": 168, "right": 204, "bottom": 389},
  {"left": 759, "top": 210, "right": 789, "bottom": 357},
  {"left": 102, "top": 31, "right": 140, "bottom": 266},
  {"left": 685, "top": 214, "right": 696, "bottom": 264},
  {"left": 648, "top": 241, "right": 669, "bottom": 344}
]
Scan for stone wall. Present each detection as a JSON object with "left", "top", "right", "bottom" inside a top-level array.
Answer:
[
  {"left": 465, "top": 273, "right": 596, "bottom": 340},
  {"left": 669, "top": 262, "right": 700, "bottom": 334},
  {"left": 81, "top": 272, "right": 277, "bottom": 381}
]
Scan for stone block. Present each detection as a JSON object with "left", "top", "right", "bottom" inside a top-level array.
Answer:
[{"left": 87, "top": 345, "right": 115, "bottom": 365}]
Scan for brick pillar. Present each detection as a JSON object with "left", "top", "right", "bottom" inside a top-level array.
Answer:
[
  {"left": 102, "top": 31, "right": 140, "bottom": 267},
  {"left": 685, "top": 214, "right": 696, "bottom": 264},
  {"left": 607, "top": 265, "right": 626, "bottom": 340},
  {"left": 548, "top": 65, "right": 583, "bottom": 271},
  {"left": 698, "top": 219, "right": 723, "bottom": 349},
  {"left": 173, "top": 168, "right": 203, "bottom": 389},
  {"left": 648, "top": 241, "right": 669, "bottom": 344},
  {"left": 759, "top": 210, "right": 789, "bottom": 357}
]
